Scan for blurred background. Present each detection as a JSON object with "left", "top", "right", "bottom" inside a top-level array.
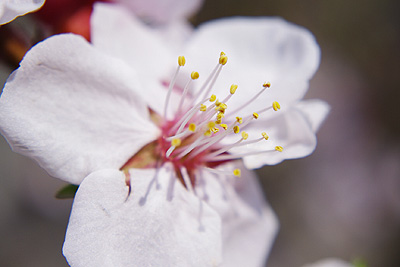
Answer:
[{"left": 1, "top": 0, "right": 399, "bottom": 266}]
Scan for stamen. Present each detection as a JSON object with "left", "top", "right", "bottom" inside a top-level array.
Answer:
[
  {"left": 176, "top": 135, "right": 207, "bottom": 158},
  {"left": 170, "top": 97, "right": 213, "bottom": 135},
  {"left": 178, "top": 56, "right": 186, "bottom": 66},
  {"left": 233, "top": 169, "right": 241, "bottom": 177},
  {"left": 190, "top": 64, "right": 219, "bottom": 106},
  {"left": 207, "top": 146, "right": 283, "bottom": 162},
  {"left": 254, "top": 100, "right": 281, "bottom": 115},
  {"left": 227, "top": 82, "right": 271, "bottom": 117},
  {"left": 275, "top": 146, "right": 283, "bottom": 152},
  {"left": 164, "top": 56, "right": 185, "bottom": 119},
  {"left": 188, "top": 123, "right": 196, "bottom": 132},
  {"left": 203, "top": 166, "right": 239, "bottom": 177},
  {"left": 203, "top": 131, "right": 271, "bottom": 161},
  {"left": 230, "top": 84, "right": 238, "bottom": 94},
  {"left": 263, "top": 82, "right": 271, "bottom": 88},
  {"left": 166, "top": 138, "right": 182, "bottom": 158},
  {"left": 183, "top": 118, "right": 242, "bottom": 160},
  {"left": 177, "top": 71, "right": 199, "bottom": 113},
  {"left": 211, "top": 127, "right": 219, "bottom": 133},
  {"left": 171, "top": 138, "right": 182, "bottom": 147},
  {"left": 204, "top": 131, "right": 250, "bottom": 159},
  {"left": 197, "top": 52, "right": 228, "bottom": 103},
  {"left": 219, "top": 52, "right": 228, "bottom": 65},
  {"left": 181, "top": 167, "right": 194, "bottom": 192},
  {"left": 207, "top": 84, "right": 237, "bottom": 114},
  {"left": 215, "top": 113, "right": 224, "bottom": 124},
  {"left": 272, "top": 101, "right": 281, "bottom": 111}
]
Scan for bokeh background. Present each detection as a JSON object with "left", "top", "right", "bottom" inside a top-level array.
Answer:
[{"left": 1, "top": 0, "right": 399, "bottom": 266}]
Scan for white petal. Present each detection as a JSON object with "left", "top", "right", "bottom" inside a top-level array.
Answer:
[
  {"left": 115, "top": 0, "right": 203, "bottom": 24},
  {"left": 226, "top": 103, "right": 319, "bottom": 168},
  {"left": 0, "top": 34, "right": 159, "bottom": 184},
  {"left": 0, "top": 0, "right": 45, "bottom": 25},
  {"left": 295, "top": 99, "right": 330, "bottom": 132},
  {"left": 63, "top": 168, "right": 222, "bottom": 267},
  {"left": 302, "top": 258, "right": 353, "bottom": 267},
  {"left": 197, "top": 162, "right": 278, "bottom": 267},
  {"left": 184, "top": 17, "right": 320, "bottom": 118},
  {"left": 154, "top": 19, "right": 195, "bottom": 53},
  {"left": 91, "top": 3, "right": 176, "bottom": 115}
]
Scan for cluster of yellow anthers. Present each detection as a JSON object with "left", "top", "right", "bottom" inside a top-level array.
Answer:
[{"left": 163, "top": 52, "right": 284, "bottom": 178}]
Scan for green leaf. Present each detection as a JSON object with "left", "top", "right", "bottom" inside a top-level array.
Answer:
[
  {"left": 352, "top": 258, "right": 368, "bottom": 267},
  {"left": 55, "top": 184, "right": 79, "bottom": 199}
]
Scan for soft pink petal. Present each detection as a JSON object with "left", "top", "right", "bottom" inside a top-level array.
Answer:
[
  {"left": 91, "top": 3, "right": 176, "bottom": 115},
  {"left": 154, "top": 19, "right": 195, "bottom": 53},
  {"left": 115, "top": 0, "right": 203, "bottom": 24},
  {"left": 197, "top": 162, "right": 278, "bottom": 267},
  {"left": 183, "top": 17, "right": 321, "bottom": 118},
  {"left": 0, "top": 0, "right": 45, "bottom": 25},
  {"left": 63, "top": 168, "right": 222, "bottom": 266},
  {"left": 295, "top": 99, "right": 330, "bottom": 132},
  {"left": 0, "top": 34, "right": 159, "bottom": 184}
]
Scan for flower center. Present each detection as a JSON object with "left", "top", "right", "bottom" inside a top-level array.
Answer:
[{"left": 121, "top": 52, "right": 283, "bottom": 189}]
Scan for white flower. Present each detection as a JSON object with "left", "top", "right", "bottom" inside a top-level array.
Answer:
[
  {"left": 0, "top": 0, "right": 45, "bottom": 25},
  {"left": 0, "top": 3, "right": 328, "bottom": 266}
]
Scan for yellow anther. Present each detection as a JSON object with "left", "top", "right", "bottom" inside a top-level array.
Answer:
[
  {"left": 208, "top": 121, "right": 216, "bottom": 129},
  {"left": 216, "top": 103, "right": 227, "bottom": 112},
  {"left": 191, "top": 71, "right": 199, "bottom": 80},
  {"left": 263, "top": 82, "right": 271, "bottom": 88},
  {"left": 171, "top": 138, "right": 182, "bottom": 147},
  {"left": 215, "top": 100, "right": 221, "bottom": 107},
  {"left": 253, "top": 112, "right": 259, "bottom": 119},
  {"left": 272, "top": 101, "right": 281, "bottom": 111},
  {"left": 215, "top": 119, "right": 222, "bottom": 124},
  {"left": 262, "top": 132, "right": 269, "bottom": 140},
  {"left": 178, "top": 56, "right": 186, "bottom": 66},
  {"left": 236, "top": 117, "right": 243, "bottom": 124},
  {"left": 188, "top": 123, "right": 196, "bottom": 132},
  {"left": 220, "top": 52, "right": 226, "bottom": 56},
  {"left": 204, "top": 130, "right": 212, "bottom": 137},
  {"left": 241, "top": 131, "right": 249, "bottom": 140},
  {"left": 209, "top": 94, "right": 216, "bottom": 102},
  {"left": 200, "top": 104, "right": 207, "bottom": 112},
  {"left": 230, "top": 84, "right": 238, "bottom": 94},
  {"left": 217, "top": 113, "right": 225, "bottom": 119},
  {"left": 233, "top": 125, "right": 240, "bottom": 134},
  {"left": 219, "top": 54, "right": 228, "bottom": 65},
  {"left": 211, "top": 127, "right": 219, "bottom": 133},
  {"left": 220, "top": 124, "right": 228, "bottom": 130},
  {"left": 233, "top": 169, "right": 241, "bottom": 177},
  {"left": 275, "top": 146, "right": 283, "bottom": 152}
]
